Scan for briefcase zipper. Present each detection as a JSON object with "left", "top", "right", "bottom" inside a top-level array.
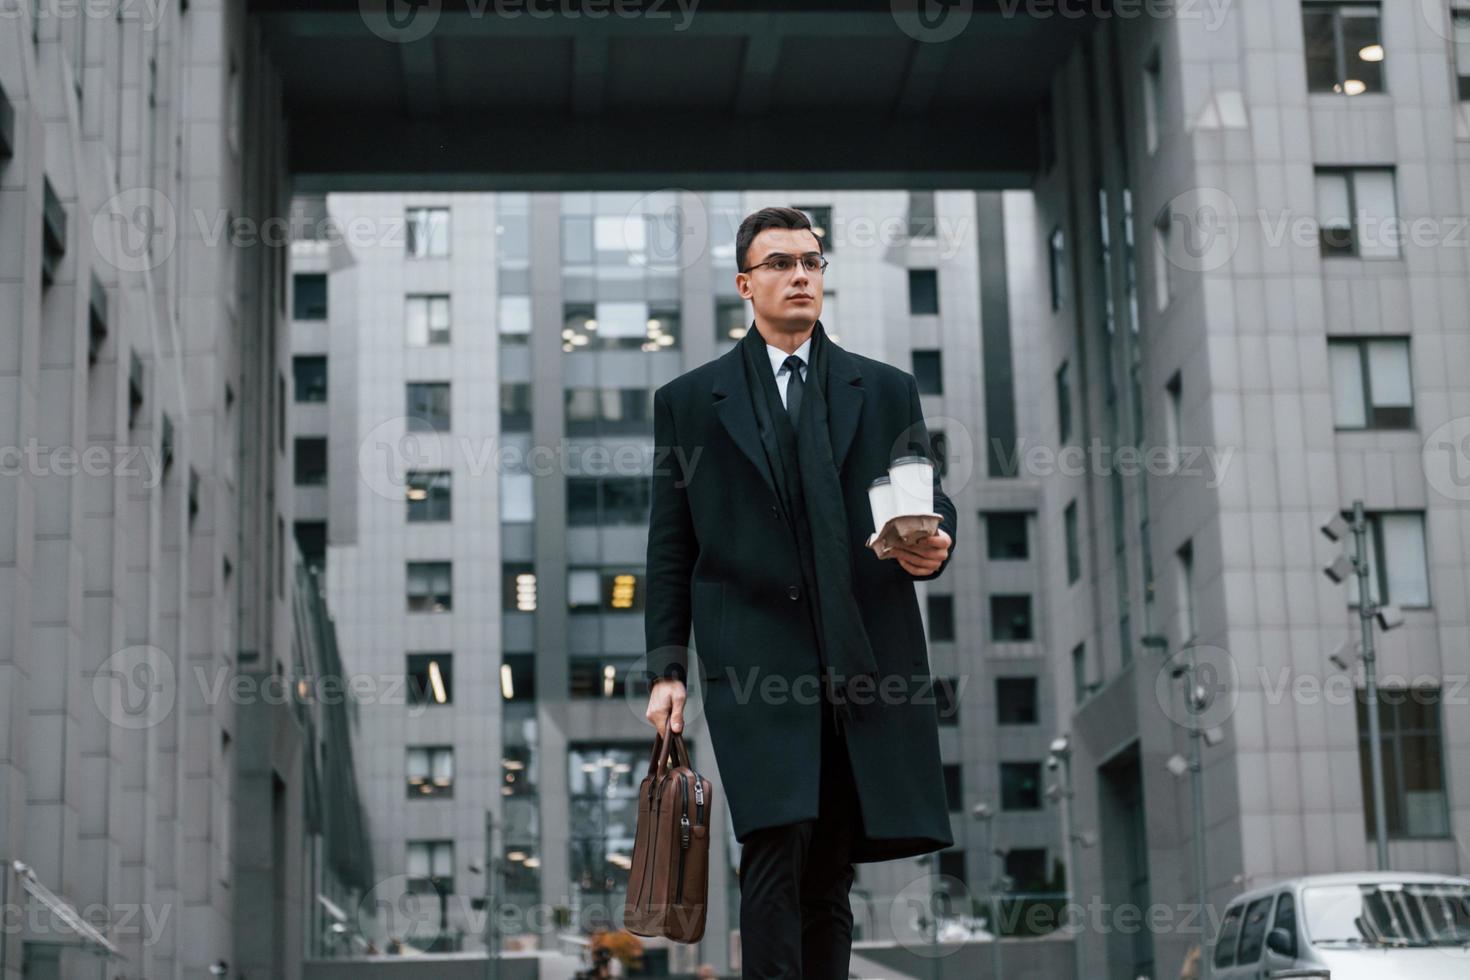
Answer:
[
  {"left": 638, "top": 774, "right": 661, "bottom": 908},
  {"left": 694, "top": 773, "right": 704, "bottom": 826},
  {"left": 675, "top": 774, "right": 691, "bottom": 905}
]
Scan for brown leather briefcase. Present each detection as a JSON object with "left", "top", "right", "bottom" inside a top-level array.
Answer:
[{"left": 622, "top": 727, "right": 712, "bottom": 943}]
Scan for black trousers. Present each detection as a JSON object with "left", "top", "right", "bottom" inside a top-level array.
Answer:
[{"left": 737, "top": 696, "right": 864, "bottom": 979}]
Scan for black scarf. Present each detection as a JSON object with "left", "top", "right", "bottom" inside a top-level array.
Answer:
[{"left": 740, "top": 320, "right": 880, "bottom": 726}]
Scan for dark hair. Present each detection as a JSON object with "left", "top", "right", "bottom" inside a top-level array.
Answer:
[{"left": 735, "top": 206, "right": 823, "bottom": 272}]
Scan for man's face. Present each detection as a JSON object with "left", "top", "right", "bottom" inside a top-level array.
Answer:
[{"left": 735, "top": 227, "right": 824, "bottom": 330}]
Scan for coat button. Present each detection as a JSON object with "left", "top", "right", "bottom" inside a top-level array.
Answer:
[
  {"left": 788, "top": 585, "right": 800, "bottom": 600},
  {"left": 770, "top": 504, "right": 780, "bottom": 519}
]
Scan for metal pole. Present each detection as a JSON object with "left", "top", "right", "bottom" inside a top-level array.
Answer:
[
  {"left": 484, "top": 811, "right": 500, "bottom": 980},
  {"left": 1354, "top": 500, "right": 1391, "bottom": 871},
  {"left": 985, "top": 823, "right": 1003, "bottom": 980},
  {"left": 1057, "top": 757, "right": 1082, "bottom": 980},
  {"left": 1181, "top": 652, "right": 1205, "bottom": 980}
]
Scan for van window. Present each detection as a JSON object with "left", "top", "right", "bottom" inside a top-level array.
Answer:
[
  {"left": 1213, "top": 904, "right": 1244, "bottom": 967},
  {"left": 1237, "top": 896, "right": 1275, "bottom": 963},
  {"left": 1271, "top": 892, "right": 1297, "bottom": 958}
]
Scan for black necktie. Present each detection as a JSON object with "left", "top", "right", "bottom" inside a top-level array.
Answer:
[{"left": 783, "top": 354, "right": 805, "bottom": 426}]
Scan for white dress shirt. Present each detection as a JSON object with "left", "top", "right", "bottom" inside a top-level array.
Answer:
[{"left": 765, "top": 334, "right": 813, "bottom": 410}]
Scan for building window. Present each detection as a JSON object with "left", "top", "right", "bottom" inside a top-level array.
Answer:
[
  {"left": 1302, "top": 2, "right": 1384, "bottom": 95},
  {"left": 293, "top": 356, "right": 327, "bottom": 402},
  {"left": 295, "top": 521, "right": 326, "bottom": 578},
  {"left": 1315, "top": 168, "right": 1398, "bottom": 258},
  {"left": 938, "top": 849, "right": 967, "bottom": 887},
  {"left": 406, "top": 470, "right": 452, "bottom": 522},
  {"left": 908, "top": 192, "right": 937, "bottom": 239},
  {"left": 569, "top": 743, "right": 644, "bottom": 900},
  {"left": 503, "top": 564, "right": 537, "bottom": 612},
  {"left": 715, "top": 297, "right": 750, "bottom": 342},
  {"left": 1005, "top": 848, "right": 1050, "bottom": 894},
  {"left": 990, "top": 595, "right": 1033, "bottom": 642},
  {"left": 407, "top": 294, "right": 451, "bottom": 346},
  {"left": 791, "top": 204, "right": 832, "bottom": 251},
  {"left": 1071, "top": 643, "right": 1091, "bottom": 705},
  {"left": 502, "top": 383, "right": 533, "bottom": 433},
  {"left": 569, "top": 657, "right": 643, "bottom": 700},
  {"left": 1048, "top": 226, "right": 1066, "bottom": 311},
  {"left": 1350, "top": 511, "right": 1430, "bottom": 607},
  {"left": 406, "top": 206, "right": 450, "bottom": 258},
  {"left": 1455, "top": 12, "right": 1470, "bottom": 99},
  {"left": 1328, "top": 337, "right": 1413, "bottom": 429},
  {"left": 1176, "top": 540, "right": 1196, "bottom": 642},
  {"left": 499, "top": 294, "right": 532, "bottom": 341},
  {"left": 908, "top": 269, "right": 939, "bottom": 315},
  {"left": 292, "top": 273, "right": 327, "bottom": 320},
  {"left": 407, "top": 561, "right": 453, "bottom": 613},
  {"left": 562, "top": 301, "right": 681, "bottom": 353},
  {"left": 160, "top": 413, "right": 175, "bottom": 476},
  {"left": 1000, "top": 762, "right": 1043, "bottom": 811},
  {"left": 41, "top": 177, "right": 66, "bottom": 287},
  {"left": 407, "top": 653, "right": 453, "bottom": 707},
  {"left": 927, "top": 594, "right": 955, "bottom": 642},
  {"left": 996, "top": 677, "right": 1039, "bottom": 725},
  {"left": 501, "top": 472, "right": 534, "bottom": 524},
  {"left": 912, "top": 349, "right": 943, "bottom": 395},
  {"left": 985, "top": 512, "right": 1029, "bottom": 560},
  {"left": 1153, "top": 207, "right": 1172, "bottom": 310},
  {"left": 407, "top": 746, "right": 455, "bottom": 798},
  {"left": 1064, "top": 501, "right": 1081, "bottom": 584},
  {"left": 1056, "top": 360, "right": 1072, "bottom": 443},
  {"left": 406, "top": 840, "right": 454, "bottom": 895},
  {"left": 568, "top": 568, "right": 645, "bottom": 613},
  {"left": 930, "top": 430, "right": 949, "bottom": 479},
  {"left": 88, "top": 275, "right": 108, "bottom": 366},
  {"left": 278, "top": 372, "right": 287, "bottom": 451},
  {"left": 567, "top": 477, "right": 651, "bottom": 526},
  {"left": 934, "top": 677, "right": 961, "bottom": 727},
  {"left": 501, "top": 653, "right": 535, "bottom": 703},
  {"left": 1357, "top": 687, "right": 1450, "bottom": 838},
  {"left": 293, "top": 437, "right": 328, "bottom": 486},
  {"left": 565, "top": 388, "right": 654, "bottom": 436},
  {"left": 943, "top": 764, "right": 963, "bottom": 812},
  {"left": 406, "top": 382, "right": 451, "bottom": 433},
  {"left": 1164, "top": 371, "right": 1183, "bottom": 460},
  {"left": 1143, "top": 48, "right": 1162, "bottom": 154},
  {"left": 128, "top": 351, "right": 145, "bottom": 429}
]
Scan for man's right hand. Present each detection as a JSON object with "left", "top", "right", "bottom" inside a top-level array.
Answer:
[{"left": 645, "top": 678, "right": 686, "bottom": 739}]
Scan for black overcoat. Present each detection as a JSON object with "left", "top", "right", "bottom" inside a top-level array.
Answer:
[{"left": 643, "top": 326, "right": 958, "bottom": 863}]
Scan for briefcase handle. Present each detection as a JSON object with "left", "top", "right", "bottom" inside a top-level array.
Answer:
[{"left": 644, "top": 725, "right": 691, "bottom": 789}]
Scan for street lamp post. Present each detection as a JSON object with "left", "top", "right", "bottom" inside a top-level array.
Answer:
[
  {"left": 1047, "top": 736, "right": 1084, "bottom": 980},
  {"left": 971, "top": 804, "right": 1003, "bottom": 980},
  {"left": 482, "top": 810, "right": 501, "bottom": 980},
  {"left": 1164, "top": 650, "right": 1218, "bottom": 980},
  {"left": 1321, "top": 502, "right": 1396, "bottom": 870}
]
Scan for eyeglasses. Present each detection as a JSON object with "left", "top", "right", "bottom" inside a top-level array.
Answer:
[{"left": 743, "top": 251, "right": 829, "bottom": 275}]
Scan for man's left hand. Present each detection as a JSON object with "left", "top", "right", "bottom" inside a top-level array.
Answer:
[{"left": 891, "top": 528, "right": 951, "bottom": 578}]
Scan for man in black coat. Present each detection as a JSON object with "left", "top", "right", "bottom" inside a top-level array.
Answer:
[{"left": 642, "top": 207, "right": 957, "bottom": 979}]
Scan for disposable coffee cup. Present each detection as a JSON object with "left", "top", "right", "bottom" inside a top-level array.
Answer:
[
  {"left": 868, "top": 475, "right": 896, "bottom": 532},
  {"left": 888, "top": 455, "right": 934, "bottom": 517}
]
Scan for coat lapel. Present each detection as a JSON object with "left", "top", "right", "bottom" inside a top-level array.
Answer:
[
  {"left": 711, "top": 344, "right": 778, "bottom": 499},
  {"left": 823, "top": 335, "right": 865, "bottom": 474},
  {"left": 710, "top": 323, "right": 866, "bottom": 495}
]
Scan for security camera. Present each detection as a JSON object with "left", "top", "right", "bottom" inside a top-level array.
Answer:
[
  {"left": 1321, "top": 514, "right": 1350, "bottom": 542},
  {"left": 1323, "top": 554, "right": 1354, "bottom": 584},
  {"left": 1375, "top": 604, "right": 1404, "bottom": 631},
  {"left": 209, "top": 963, "right": 228, "bottom": 978}
]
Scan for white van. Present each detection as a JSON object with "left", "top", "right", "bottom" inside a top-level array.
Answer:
[{"left": 1210, "top": 872, "right": 1470, "bottom": 980}]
